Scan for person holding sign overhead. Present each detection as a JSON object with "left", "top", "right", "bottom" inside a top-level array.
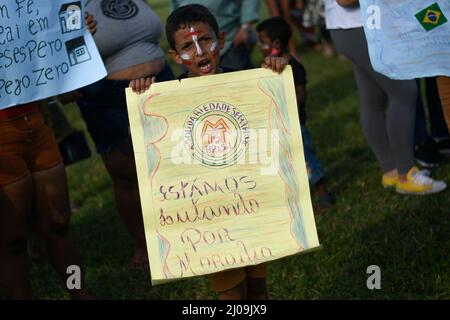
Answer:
[{"left": 76, "top": 0, "right": 175, "bottom": 269}]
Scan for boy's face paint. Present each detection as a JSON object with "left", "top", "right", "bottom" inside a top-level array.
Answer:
[
  {"left": 189, "top": 26, "right": 204, "bottom": 56},
  {"left": 271, "top": 48, "right": 281, "bottom": 56},
  {"left": 179, "top": 27, "right": 220, "bottom": 64},
  {"left": 210, "top": 40, "right": 218, "bottom": 54},
  {"left": 180, "top": 53, "right": 192, "bottom": 64},
  {"left": 173, "top": 22, "right": 223, "bottom": 76}
]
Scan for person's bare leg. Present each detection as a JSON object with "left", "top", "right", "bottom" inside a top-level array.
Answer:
[
  {"left": 218, "top": 280, "right": 247, "bottom": 300},
  {"left": 246, "top": 277, "right": 268, "bottom": 300},
  {"left": 322, "top": 40, "right": 334, "bottom": 57},
  {"left": 102, "top": 139, "right": 147, "bottom": 269},
  {"left": 32, "top": 164, "right": 90, "bottom": 299},
  {"left": 0, "top": 175, "right": 33, "bottom": 299}
]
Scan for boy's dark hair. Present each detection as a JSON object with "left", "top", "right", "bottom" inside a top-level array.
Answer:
[
  {"left": 256, "top": 17, "right": 292, "bottom": 50},
  {"left": 166, "top": 4, "right": 219, "bottom": 50}
]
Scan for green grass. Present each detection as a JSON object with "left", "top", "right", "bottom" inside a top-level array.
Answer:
[{"left": 28, "top": 1, "right": 450, "bottom": 300}]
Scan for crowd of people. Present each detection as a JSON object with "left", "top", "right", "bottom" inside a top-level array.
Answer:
[{"left": 0, "top": 0, "right": 448, "bottom": 300}]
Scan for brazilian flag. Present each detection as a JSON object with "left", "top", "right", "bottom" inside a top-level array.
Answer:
[{"left": 415, "top": 2, "right": 448, "bottom": 32}]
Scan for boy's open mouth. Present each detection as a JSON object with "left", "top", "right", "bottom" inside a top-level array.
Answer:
[{"left": 198, "top": 58, "right": 212, "bottom": 73}]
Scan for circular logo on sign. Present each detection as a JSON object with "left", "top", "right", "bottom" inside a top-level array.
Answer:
[
  {"left": 184, "top": 102, "right": 250, "bottom": 168},
  {"left": 101, "top": 0, "right": 138, "bottom": 20}
]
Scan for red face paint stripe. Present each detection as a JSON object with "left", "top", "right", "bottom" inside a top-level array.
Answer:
[{"left": 184, "top": 31, "right": 202, "bottom": 38}]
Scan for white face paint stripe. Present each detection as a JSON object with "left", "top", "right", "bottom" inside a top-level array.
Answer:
[
  {"left": 210, "top": 40, "right": 218, "bottom": 53},
  {"left": 180, "top": 53, "right": 191, "bottom": 61},
  {"left": 190, "top": 26, "right": 203, "bottom": 55}
]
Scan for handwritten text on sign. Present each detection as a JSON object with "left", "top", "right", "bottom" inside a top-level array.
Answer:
[
  {"left": 360, "top": 0, "right": 450, "bottom": 79},
  {"left": 126, "top": 67, "right": 321, "bottom": 284},
  {"left": 158, "top": 175, "right": 272, "bottom": 276},
  {"left": 0, "top": 0, "right": 106, "bottom": 109}
]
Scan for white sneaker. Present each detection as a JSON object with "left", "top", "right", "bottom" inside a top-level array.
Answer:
[{"left": 396, "top": 167, "right": 447, "bottom": 195}]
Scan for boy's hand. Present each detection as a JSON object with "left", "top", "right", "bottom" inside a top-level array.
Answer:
[
  {"left": 129, "top": 76, "right": 156, "bottom": 94},
  {"left": 262, "top": 56, "right": 288, "bottom": 74},
  {"left": 85, "top": 12, "right": 97, "bottom": 35}
]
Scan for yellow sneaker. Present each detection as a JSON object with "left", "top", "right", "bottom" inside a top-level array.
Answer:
[
  {"left": 382, "top": 174, "right": 397, "bottom": 188},
  {"left": 382, "top": 169, "right": 431, "bottom": 188},
  {"left": 396, "top": 167, "right": 447, "bottom": 195}
]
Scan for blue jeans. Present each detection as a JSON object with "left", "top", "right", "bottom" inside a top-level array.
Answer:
[{"left": 301, "top": 125, "right": 325, "bottom": 185}]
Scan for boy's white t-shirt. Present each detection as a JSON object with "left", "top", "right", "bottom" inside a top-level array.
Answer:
[{"left": 324, "top": 0, "right": 364, "bottom": 30}]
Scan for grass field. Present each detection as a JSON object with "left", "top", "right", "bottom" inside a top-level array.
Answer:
[{"left": 28, "top": 1, "right": 450, "bottom": 299}]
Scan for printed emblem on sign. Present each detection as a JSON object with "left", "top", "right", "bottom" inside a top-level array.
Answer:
[
  {"left": 59, "top": 2, "right": 82, "bottom": 33},
  {"left": 66, "top": 37, "right": 91, "bottom": 66},
  {"left": 415, "top": 2, "right": 448, "bottom": 32},
  {"left": 184, "top": 102, "right": 250, "bottom": 168}
]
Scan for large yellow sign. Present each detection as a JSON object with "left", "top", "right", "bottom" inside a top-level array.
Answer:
[{"left": 126, "top": 66, "right": 320, "bottom": 284}]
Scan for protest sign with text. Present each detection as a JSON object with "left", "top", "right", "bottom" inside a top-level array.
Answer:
[
  {"left": 0, "top": 0, "right": 106, "bottom": 109},
  {"left": 126, "top": 67, "right": 320, "bottom": 284},
  {"left": 360, "top": 0, "right": 450, "bottom": 80}
]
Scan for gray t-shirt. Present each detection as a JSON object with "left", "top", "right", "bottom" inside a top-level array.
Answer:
[{"left": 86, "top": 0, "right": 165, "bottom": 74}]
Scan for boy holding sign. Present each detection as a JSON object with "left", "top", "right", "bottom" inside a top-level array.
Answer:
[{"left": 130, "top": 4, "right": 288, "bottom": 300}]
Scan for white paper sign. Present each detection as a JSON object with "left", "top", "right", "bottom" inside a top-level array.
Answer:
[
  {"left": 0, "top": 0, "right": 107, "bottom": 109},
  {"left": 360, "top": 0, "right": 450, "bottom": 80}
]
